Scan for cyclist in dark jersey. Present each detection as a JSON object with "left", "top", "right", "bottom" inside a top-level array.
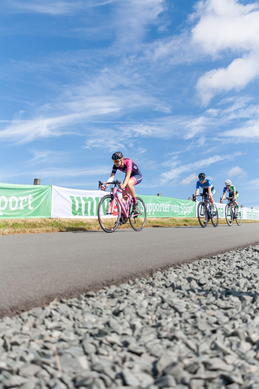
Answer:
[{"left": 100, "top": 151, "right": 142, "bottom": 212}]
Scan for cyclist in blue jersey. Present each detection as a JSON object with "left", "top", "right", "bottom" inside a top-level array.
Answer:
[
  {"left": 100, "top": 151, "right": 142, "bottom": 213},
  {"left": 193, "top": 173, "right": 216, "bottom": 209}
]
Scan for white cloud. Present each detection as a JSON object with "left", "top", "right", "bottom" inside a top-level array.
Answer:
[
  {"left": 193, "top": 0, "right": 259, "bottom": 104},
  {"left": 227, "top": 166, "right": 246, "bottom": 177},
  {"left": 197, "top": 53, "right": 259, "bottom": 105},
  {"left": 180, "top": 173, "right": 197, "bottom": 186},
  {"left": 192, "top": 0, "right": 259, "bottom": 55}
]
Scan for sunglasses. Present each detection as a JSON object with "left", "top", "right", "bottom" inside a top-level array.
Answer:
[{"left": 113, "top": 159, "right": 121, "bottom": 163}]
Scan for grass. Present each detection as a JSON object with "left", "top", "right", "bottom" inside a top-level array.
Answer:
[{"left": 0, "top": 217, "right": 258, "bottom": 235}]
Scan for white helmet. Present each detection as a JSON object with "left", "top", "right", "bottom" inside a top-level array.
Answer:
[{"left": 225, "top": 179, "right": 232, "bottom": 186}]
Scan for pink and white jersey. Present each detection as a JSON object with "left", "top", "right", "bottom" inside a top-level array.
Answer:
[{"left": 111, "top": 158, "right": 142, "bottom": 177}]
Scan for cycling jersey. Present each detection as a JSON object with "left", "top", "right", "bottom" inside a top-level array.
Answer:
[
  {"left": 223, "top": 185, "right": 238, "bottom": 197},
  {"left": 196, "top": 179, "right": 213, "bottom": 190},
  {"left": 112, "top": 158, "right": 142, "bottom": 177}
]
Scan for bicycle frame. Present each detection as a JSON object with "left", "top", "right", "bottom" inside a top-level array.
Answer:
[
  {"left": 196, "top": 193, "right": 212, "bottom": 207},
  {"left": 227, "top": 197, "right": 237, "bottom": 207},
  {"left": 109, "top": 186, "right": 132, "bottom": 219},
  {"left": 220, "top": 196, "right": 237, "bottom": 210},
  {"left": 100, "top": 181, "right": 142, "bottom": 219}
]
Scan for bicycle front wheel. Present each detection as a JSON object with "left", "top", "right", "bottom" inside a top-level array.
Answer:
[
  {"left": 225, "top": 204, "right": 233, "bottom": 226},
  {"left": 198, "top": 202, "right": 208, "bottom": 228},
  {"left": 98, "top": 194, "right": 121, "bottom": 233},
  {"left": 236, "top": 210, "right": 242, "bottom": 226},
  {"left": 129, "top": 197, "right": 147, "bottom": 231},
  {"left": 211, "top": 205, "right": 219, "bottom": 227}
]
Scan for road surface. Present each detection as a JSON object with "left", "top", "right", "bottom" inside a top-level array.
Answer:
[{"left": 1, "top": 223, "right": 259, "bottom": 317}]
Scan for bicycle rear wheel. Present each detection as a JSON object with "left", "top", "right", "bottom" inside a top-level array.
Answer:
[
  {"left": 211, "top": 205, "right": 219, "bottom": 227},
  {"left": 129, "top": 197, "right": 147, "bottom": 231},
  {"left": 236, "top": 210, "right": 242, "bottom": 226},
  {"left": 225, "top": 204, "right": 233, "bottom": 226},
  {"left": 198, "top": 202, "right": 208, "bottom": 228},
  {"left": 98, "top": 194, "right": 121, "bottom": 233}
]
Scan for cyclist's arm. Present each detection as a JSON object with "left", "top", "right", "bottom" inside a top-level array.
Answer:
[
  {"left": 194, "top": 188, "right": 199, "bottom": 199},
  {"left": 233, "top": 191, "right": 237, "bottom": 201},
  {"left": 101, "top": 173, "right": 115, "bottom": 191},
  {"left": 220, "top": 192, "right": 226, "bottom": 202}
]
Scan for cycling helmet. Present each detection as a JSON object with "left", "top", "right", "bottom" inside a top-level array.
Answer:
[
  {"left": 198, "top": 173, "right": 206, "bottom": 180},
  {"left": 225, "top": 179, "right": 232, "bottom": 186},
  {"left": 111, "top": 151, "right": 123, "bottom": 160}
]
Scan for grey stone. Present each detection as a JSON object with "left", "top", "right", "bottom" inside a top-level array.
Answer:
[
  {"left": 205, "top": 358, "right": 234, "bottom": 372},
  {"left": 156, "top": 351, "right": 176, "bottom": 374},
  {"left": 121, "top": 369, "right": 140, "bottom": 386},
  {"left": 1, "top": 244, "right": 259, "bottom": 389},
  {"left": 3, "top": 375, "right": 28, "bottom": 387},
  {"left": 154, "top": 375, "right": 176, "bottom": 388},
  {"left": 82, "top": 340, "right": 96, "bottom": 355},
  {"left": 19, "top": 363, "right": 42, "bottom": 377}
]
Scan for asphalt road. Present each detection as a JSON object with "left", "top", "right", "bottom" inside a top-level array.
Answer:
[{"left": 1, "top": 223, "right": 259, "bottom": 317}]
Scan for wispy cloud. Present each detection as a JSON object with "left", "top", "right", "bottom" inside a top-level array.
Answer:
[
  {"left": 28, "top": 149, "right": 69, "bottom": 164},
  {"left": 247, "top": 178, "right": 259, "bottom": 190},
  {"left": 217, "top": 119, "right": 259, "bottom": 142},
  {"left": 113, "top": 0, "right": 166, "bottom": 44},
  {"left": 0, "top": 114, "right": 84, "bottom": 144},
  {"left": 180, "top": 173, "right": 197, "bottom": 186},
  {"left": 160, "top": 153, "right": 242, "bottom": 184},
  {"left": 2, "top": 1, "right": 118, "bottom": 15},
  {"left": 34, "top": 166, "right": 110, "bottom": 178}
]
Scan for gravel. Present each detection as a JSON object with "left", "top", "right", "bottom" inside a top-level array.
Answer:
[{"left": 1, "top": 243, "right": 259, "bottom": 388}]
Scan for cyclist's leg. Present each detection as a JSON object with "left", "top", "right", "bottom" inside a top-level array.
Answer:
[
  {"left": 202, "top": 189, "right": 209, "bottom": 205},
  {"left": 208, "top": 187, "right": 215, "bottom": 202},
  {"left": 127, "top": 175, "right": 142, "bottom": 212},
  {"left": 126, "top": 175, "right": 142, "bottom": 200},
  {"left": 234, "top": 193, "right": 239, "bottom": 207}
]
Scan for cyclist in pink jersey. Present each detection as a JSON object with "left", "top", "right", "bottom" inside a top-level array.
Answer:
[{"left": 100, "top": 151, "right": 142, "bottom": 212}]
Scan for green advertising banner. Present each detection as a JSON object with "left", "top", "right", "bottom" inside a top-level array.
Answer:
[
  {"left": 0, "top": 183, "right": 52, "bottom": 219},
  {"left": 138, "top": 194, "right": 196, "bottom": 218}
]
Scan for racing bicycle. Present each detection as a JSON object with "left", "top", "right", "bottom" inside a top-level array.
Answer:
[
  {"left": 221, "top": 196, "right": 242, "bottom": 226},
  {"left": 193, "top": 193, "right": 219, "bottom": 228},
  {"left": 98, "top": 180, "right": 147, "bottom": 233}
]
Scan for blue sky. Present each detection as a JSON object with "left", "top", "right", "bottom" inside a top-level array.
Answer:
[{"left": 1, "top": 0, "right": 259, "bottom": 208}]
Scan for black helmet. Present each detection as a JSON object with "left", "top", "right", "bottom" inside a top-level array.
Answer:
[
  {"left": 112, "top": 151, "right": 123, "bottom": 160},
  {"left": 198, "top": 173, "right": 206, "bottom": 180}
]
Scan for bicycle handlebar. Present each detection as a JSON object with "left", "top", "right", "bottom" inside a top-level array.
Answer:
[
  {"left": 192, "top": 193, "right": 206, "bottom": 202},
  {"left": 99, "top": 180, "right": 122, "bottom": 188},
  {"left": 221, "top": 197, "right": 236, "bottom": 201}
]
